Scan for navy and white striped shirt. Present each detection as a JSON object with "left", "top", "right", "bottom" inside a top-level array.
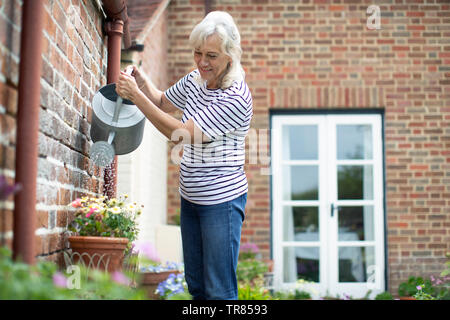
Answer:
[{"left": 164, "top": 70, "right": 253, "bottom": 205}]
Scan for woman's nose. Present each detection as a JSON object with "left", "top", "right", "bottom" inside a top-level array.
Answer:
[{"left": 199, "top": 56, "right": 209, "bottom": 66}]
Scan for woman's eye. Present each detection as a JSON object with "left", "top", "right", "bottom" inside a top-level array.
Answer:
[{"left": 208, "top": 54, "right": 217, "bottom": 59}]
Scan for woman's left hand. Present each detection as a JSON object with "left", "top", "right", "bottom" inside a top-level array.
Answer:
[{"left": 116, "top": 66, "right": 140, "bottom": 102}]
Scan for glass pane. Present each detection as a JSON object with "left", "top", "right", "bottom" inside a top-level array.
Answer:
[
  {"left": 283, "top": 165, "right": 319, "bottom": 200},
  {"left": 337, "top": 165, "right": 373, "bottom": 200},
  {"left": 337, "top": 125, "right": 373, "bottom": 160},
  {"left": 282, "top": 125, "right": 318, "bottom": 160},
  {"left": 338, "top": 206, "right": 374, "bottom": 241},
  {"left": 283, "top": 207, "right": 319, "bottom": 241},
  {"left": 338, "top": 246, "right": 375, "bottom": 283},
  {"left": 283, "top": 247, "right": 319, "bottom": 283}
]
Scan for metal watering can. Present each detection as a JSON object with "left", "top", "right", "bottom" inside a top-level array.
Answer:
[{"left": 89, "top": 71, "right": 145, "bottom": 167}]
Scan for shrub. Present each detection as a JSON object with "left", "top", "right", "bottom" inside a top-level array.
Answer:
[
  {"left": 398, "top": 276, "right": 433, "bottom": 297},
  {"left": 238, "top": 281, "right": 272, "bottom": 300},
  {"left": 0, "top": 246, "right": 147, "bottom": 300},
  {"left": 375, "top": 292, "right": 394, "bottom": 300},
  {"left": 236, "top": 259, "right": 268, "bottom": 283}
]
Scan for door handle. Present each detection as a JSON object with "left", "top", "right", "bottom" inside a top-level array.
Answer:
[{"left": 330, "top": 203, "right": 341, "bottom": 217}]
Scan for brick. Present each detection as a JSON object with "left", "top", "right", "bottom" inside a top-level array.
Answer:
[{"left": 0, "top": 209, "right": 13, "bottom": 234}]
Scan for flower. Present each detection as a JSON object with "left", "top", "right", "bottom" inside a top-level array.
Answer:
[
  {"left": 133, "top": 241, "right": 160, "bottom": 263},
  {"left": 86, "top": 206, "right": 98, "bottom": 218},
  {"left": 110, "top": 206, "right": 121, "bottom": 214},
  {"left": 239, "top": 242, "right": 260, "bottom": 260},
  {"left": 0, "top": 175, "right": 21, "bottom": 201},
  {"left": 155, "top": 273, "right": 188, "bottom": 299},
  {"left": 241, "top": 242, "right": 259, "bottom": 254},
  {"left": 52, "top": 272, "right": 67, "bottom": 288},
  {"left": 68, "top": 194, "right": 142, "bottom": 252},
  {"left": 71, "top": 198, "right": 82, "bottom": 208},
  {"left": 416, "top": 285, "right": 422, "bottom": 291},
  {"left": 111, "top": 271, "right": 131, "bottom": 286}
]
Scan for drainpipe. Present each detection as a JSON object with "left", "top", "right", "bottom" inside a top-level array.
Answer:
[
  {"left": 103, "top": 1, "right": 131, "bottom": 50},
  {"left": 102, "top": 0, "right": 131, "bottom": 198},
  {"left": 103, "top": 19, "right": 123, "bottom": 199},
  {"left": 13, "top": 0, "right": 45, "bottom": 264},
  {"left": 205, "top": 0, "right": 212, "bottom": 15}
]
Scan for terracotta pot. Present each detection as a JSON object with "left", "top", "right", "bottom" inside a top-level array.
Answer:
[
  {"left": 399, "top": 296, "right": 416, "bottom": 300},
  {"left": 68, "top": 236, "right": 129, "bottom": 273},
  {"left": 140, "top": 270, "right": 181, "bottom": 300}
]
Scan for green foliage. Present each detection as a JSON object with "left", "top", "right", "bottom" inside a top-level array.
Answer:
[
  {"left": 271, "top": 289, "right": 311, "bottom": 300},
  {"left": 413, "top": 284, "right": 437, "bottom": 300},
  {"left": 238, "top": 280, "right": 272, "bottom": 300},
  {"left": 238, "top": 243, "right": 260, "bottom": 260},
  {"left": 375, "top": 292, "right": 394, "bottom": 300},
  {"left": 236, "top": 246, "right": 272, "bottom": 300},
  {"left": 236, "top": 259, "right": 268, "bottom": 283},
  {"left": 398, "top": 276, "right": 433, "bottom": 297},
  {"left": 442, "top": 252, "right": 450, "bottom": 277},
  {"left": 0, "top": 246, "right": 147, "bottom": 300}
]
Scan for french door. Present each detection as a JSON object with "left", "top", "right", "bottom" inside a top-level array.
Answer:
[{"left": 271, "top": 113, "right": 385, "bottom": 299}]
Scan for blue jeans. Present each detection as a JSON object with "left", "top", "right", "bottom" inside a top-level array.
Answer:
[{"left": 180, "top": 193, "right": 247, "bottom": 300}]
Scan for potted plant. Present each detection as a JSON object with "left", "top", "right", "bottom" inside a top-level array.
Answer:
[
  {"left": 132, "top": 241, "right": 184, "bottom": 299},
  {"left": 398, "top": 276, "right": 432, "bottom": 300},
  {"left": 67, "top": 194, "right": 142, "bottom": 273}
]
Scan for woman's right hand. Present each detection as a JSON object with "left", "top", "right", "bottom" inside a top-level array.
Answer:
[{"left": 129, "top": 65, "right": 146, "bottom": 90}]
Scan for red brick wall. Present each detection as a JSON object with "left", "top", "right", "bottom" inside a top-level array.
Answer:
[
  {"left": 0, "top": 0, "right": 107, "bottom": 264},
  {"left": 166, "top": 0, "right": 450, "bottom": 294},
  {"left": 135, "top": 10, "right": 169, "bottom": 94}
]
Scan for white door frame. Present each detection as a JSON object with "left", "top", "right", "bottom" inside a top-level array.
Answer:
[{"left": 271, "top": 113, "right": 385, "bottom": 299}]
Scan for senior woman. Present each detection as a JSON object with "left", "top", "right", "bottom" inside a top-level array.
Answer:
[{"left": 116, "top": 11, "right": 252, "bottom": 300}]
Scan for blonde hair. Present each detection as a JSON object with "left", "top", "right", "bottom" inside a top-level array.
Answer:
[{"left": 189, "top": 11, "right": 245, "bottom": 89}]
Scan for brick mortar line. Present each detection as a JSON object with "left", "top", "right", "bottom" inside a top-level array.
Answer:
[
  {"left": 0, "top": 5, "right": 21, "bottom": 33},
  {"left": 0, "top": 42, "right": 20, "bottom": 64},
  {"left": 36, "top": 175, "right": 102, "bottom": 194},
  {"left": 50, "top": 0, "right": 101, "bottom": 64},
  {"left": 42, "top": 31, "right": 102, "bottom": 100},
  {"left": 40, "top": 79, "right": 88, "bottom": 136}
]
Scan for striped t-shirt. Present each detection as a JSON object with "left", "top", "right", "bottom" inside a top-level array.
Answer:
[{"left": 164, "top": 70, "right": 253, "bottom": 205}]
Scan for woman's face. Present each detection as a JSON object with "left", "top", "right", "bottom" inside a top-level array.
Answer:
[{"left": 194, "top": 33, "right": 231, "bottom": 89}]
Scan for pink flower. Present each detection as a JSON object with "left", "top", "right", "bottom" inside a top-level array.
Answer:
[
  {"left": 416, "top": 285, "right": 422, "bottom": 291},
  {"left": 53, "top": 272, "right": 67, "bottom": 288},
  {"left": 241, "top": 242, "right": 259, "bottom": 254},
  {"left": 70, "top": 198, "right": 82, "bottom": 208},
  {"left": 133, "top": 241, "right": 160, "bottom": 262},
  {"left": 111, "top": 271, "right": 130, "bottom": 286},
  {"left": 86, "top": 207, "right": 98, "bottom": 218}
]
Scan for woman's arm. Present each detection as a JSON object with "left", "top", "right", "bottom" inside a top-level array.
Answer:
[
  {"left": 117, "top": 69, "right": 209, "bottom": 144},
  {"left": 130, "top": 66, "right": 178, "bottom": 114}
]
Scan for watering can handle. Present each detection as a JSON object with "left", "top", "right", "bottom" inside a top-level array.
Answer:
[
  {"left": 111, "top": 97, "right": 123, "bottom": 125},
  {"left": 111, "top": 67, "right": 133, "bottom": 125}
]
